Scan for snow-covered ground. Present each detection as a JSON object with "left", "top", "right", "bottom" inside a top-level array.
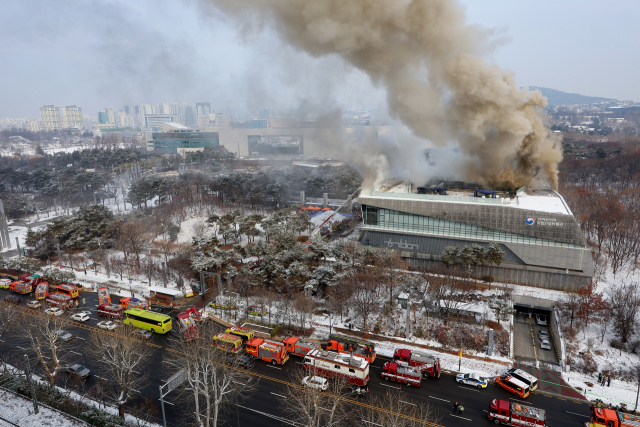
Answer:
[{"left": 0, "top": 388, "right": 86, "bottom": 427}]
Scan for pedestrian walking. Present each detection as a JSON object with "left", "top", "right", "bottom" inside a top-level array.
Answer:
[
  {"left": 459, "top": 405, "right": 465, "bottom": 415},
  {"left": 453, "top": 402, "right": 459, "bottom": 414},
  {"left": 601, "top": 377, "right": 606, "bottom": 387},
  {"left": 598, "top": 372, "right": 603, "bottom": 383},
  {"left": 608, "top": 377, "right": 611, "bottom": 387}
]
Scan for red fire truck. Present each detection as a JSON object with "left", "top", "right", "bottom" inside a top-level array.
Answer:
[
  {"left": 392, "top": 348, "right": 441, "bottom": 378},
  {"left": 46, "top": 292, "right": 73, "bottom": 309},
  {"left": 35, "top": 282, "right": 50, "bottom": 300},
  {"left": 55, "top": 284, "right": 79, "bottom": 299},
  {"left": 246, "top": 337, "right": 289, "bottom": 365},
  {"left": 303, "top": 349, "right": 370, "bottom": 386},
  {"left": 381, "top": 362, "right": 422, "bottom": 387},
  {"left": 119, "top": 297, "right": 148, "bottom": 310},
  {"left": 326, "top": 334, "right": 376, "bottom": 363},
  {"left": 10, "top": 281, "right": 32, "bottom": 294},
  {"left": 587, "top": 406, "right": 640, "bottom": 427},
  {"left": 487, "top": 399, "right": 547, "bottom": 426},
  {"left": 494, "top": 374, "right": 531, "bottom": 398},
  {"left": 282, "top": 336, "right": 319, "bottom": 357},
  {"left": 97, "top": 303, "right": 124, "bottom": 319},
  {"left": 97, "top": 287, "right": 111, "bottom": 305},
  {"left": 176, "top": 311, "right": 199, "bottom": 341},
  {"left": 182, "top": 307, "right": 203, "bottom": 322}
]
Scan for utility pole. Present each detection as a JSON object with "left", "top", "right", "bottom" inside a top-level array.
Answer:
[{"left": 24, "top": 355, "right": 39, "bottom": 414}]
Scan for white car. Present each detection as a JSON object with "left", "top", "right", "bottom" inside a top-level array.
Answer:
[
  {"left": 71, "top": 313, "right": 90, "bottom": 322},
  {"left": 45, "top": 307, "right": 63, "bottom": 316},
  {"left": 540, "top": 339, "right": 551, "bottom": 351},
  {"left": 27, "top": 301, "right": 41, "bottom": 309},
  {"left": 456, "top": 372, "right": 488, "bottom": 388},
  {"left": 97, "top": 321, "right": 117, "bottom": 331},
  {"left": 302, "top": 376, "right": 328, "bottom": 391},
  {"left": 535, "top": 314, "right": 547, "bottom": 326}
]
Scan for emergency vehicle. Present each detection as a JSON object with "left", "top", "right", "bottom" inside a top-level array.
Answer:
[
  {"left": 487, "top": 399, "right": 546, "bottom": 426},
  {"left": 10, "top": 281, "right": 32, "bottom": 294},
  {"left": 226, "top": 325, "right": 255, "bottom": 342},
  {"left": 495, "top": 374, "right": 531, "bottom": 398},
  {"left": 587, "top": 406, "right": 640, "bottom": 427},
  {"left": 35, "top": 282, "right": 50, "bottom": 300},
  {"left": 212, "top": 333, "right": 243, "bottom": 353},
  {"left": 182, "top": 307, "right": 203, "bottom": 322},
  {"left": 97, "top": 287, "right": 111, "bottom": 305},
  {"left": 176, "top": 311, "right": 199, "bottom": 341},
  {"left": 393, "top": 348, "right": 441, "bottom": 378},
  {"left": 119, "top": 297, "right": 148, "bottom": 310},
  {"left": 282, "top": 336, "right": 319, "bottom": 357},
  {"left": 326, "top": 334, "right": 376, "bottom": 363},
  {"left": 46, "top": 292, "right": 73, "bottom": 309},
  {"left": 97, "top": 303, "right": 124, "bottom": 319},
  {"left": 246, "top": 337, "right": 289, "bottom": 365},
  {"left": 0, "top": 279, "right": 11, "bottom": 289},
  {"left": 303, "top": 349, "right": 370, "bottom": 386},
  {"left": 54, "top": 284, "right": 79, "bottom": 299},
  {"left": 381, "top": 362, "right": 422, "bottom": 387}
]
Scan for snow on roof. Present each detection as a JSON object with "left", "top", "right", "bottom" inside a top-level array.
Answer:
[
  {"left": 310, "top": 210, "right": 348, "bottom": 227},
  {"left": 148, "top": 286, "right": 183, "bottom": 297},
  {"left": 507, "top": 190, "right": 571, "bottom": 215}
]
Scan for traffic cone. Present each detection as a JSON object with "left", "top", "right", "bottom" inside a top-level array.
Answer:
[
  {"left": 366, "top": 387, "right": 369, "bottom": 393},
  {"left": 386, "top": 391, "right": 389, "bottom": 397}
]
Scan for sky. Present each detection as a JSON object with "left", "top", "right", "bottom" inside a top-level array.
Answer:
[{"left": 1, "top": 0, "right": 638, "bottom": 119}]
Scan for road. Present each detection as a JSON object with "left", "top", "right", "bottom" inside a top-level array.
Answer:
[{"left": 0, "top": 288, "right": 593, "bottom": 426}]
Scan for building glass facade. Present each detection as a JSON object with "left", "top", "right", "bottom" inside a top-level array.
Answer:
[
  {"left": 151, "top": 131, "right": 219, "bottom": 154},
  {"left": 362, "top": 206, "right": 582, "bottom": 248}
]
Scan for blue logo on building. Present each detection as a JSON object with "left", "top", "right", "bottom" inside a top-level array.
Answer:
[{"left": 526, "top": 217, "right": 535, "bottom": 225}]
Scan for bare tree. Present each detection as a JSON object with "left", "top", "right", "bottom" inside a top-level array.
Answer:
[
  {"left": 608, "top": 281, "right": 640, "bottom": 343},
  {"left": 423, "top": 266, "right": 473, "bottom": 325},
  {"left": 141, "top": 255, "right": 158, "bottom": 286},
  {"left": 110, "top": 257, "right": 126, "bottom": 281},
  {"left": 375, "top": 249, "right": 407, "bottom": 306},
  {"left": 347, "top": 272, "right": 381, "bottom": 331},
  {"left": 21, "top": 310, "right": 73, "bottom": 385},
  {"left": 88, "top": 324, "right": 154, "bottom": 418},
  {"left": 278, "top": 367, "right": 352, "bottom": 427},
  {"left": 293, "top": 291, "right": 315, "bottom": 330},
  {"left": 358, "top": 389, "right": 440, "bottom": 427},
  {"left": 169, "top": 324, "right": 258, "bottom": 427},
  {"left": 0, "top": 301, "right": 17, "bottom": 367}
]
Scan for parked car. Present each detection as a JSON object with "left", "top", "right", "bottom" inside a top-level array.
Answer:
[
  {"left": 540, "top": 339, "right": 551, "bottom": 351},
  {"left": 535, "top": 314, "right": 547, "bottom": 326},
  {"left": 27, "top": 300, "right": 41, "bottom": 309},
  {"left": 226, "top": 355, "right": 254, "bottom": 369},
  {"left": 302, "top": 376, "right": 328, "bottom": 391},
  {"left": 135, "top": 329, "right": 152, "bottom": 340},
  {"left": 65, "top": 364, "right": 91, "bottom": 378},
  {"left": 4, "top": 295, "right": 21, "bottom": 305},
  {"left": 71, "top": 313, "right": 90, "bottom": 322},
  {"left": 538, "top": 330, "right": 550, "bottom": 341},
  {"left": 45, "top": 307, "right": 64, "bottom": 316},
  {"left": 97, "top": 320, "right": 117, "bottom": 330},
  {"left": 456, "top": 372, "right": 488, "bottom": 388},
  {"left": 55, "top": 330, "right": 73, "bottom": 342}
]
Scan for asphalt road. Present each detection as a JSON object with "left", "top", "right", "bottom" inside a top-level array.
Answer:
[{"left": 0, "top": 288, "right": 594, "bottom": 427}]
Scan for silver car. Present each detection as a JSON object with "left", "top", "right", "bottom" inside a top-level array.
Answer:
[
  {"left": 56, "top": 330, "right": 73, "bottom": 342},
  {"left": 65, "top": 364, "right": 91, "bottom": 378},
  {"left": 540, "top": 339, "right": 551, "bottom": 350},
  {"left": 538, "top": 330, "right": 550, "bottom": 341},
  {"left": 535, "top": 314, "right": 547, "bottom": 326}
]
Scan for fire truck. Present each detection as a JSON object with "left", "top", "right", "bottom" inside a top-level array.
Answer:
[
  {"left": 182, "top": 307, "right": 203, "bottom": 322},
  {"left": 97, "top": 303, "right": 124, "bottom": 319},
  {"left": 46, "top": 292, "right": 73, "bottom": 309},
  {"left": 119, "top": 297, "right": 148, "bottom": 310},
  {"left": 35, "top": 282, "right": 50, "bottom": 300},
  {"left": 226, "top": 325, "right": 255, "bottom": 342},
  {"left": 97, "top": 287, "right": 111, "bottom": 305},
  {"left": 176, "top": 311, "right": 199, "bottom": 341},
  {"left": 0, "top": 279, "right": 10, "bottom": 289},
  {"left": 246, "top": 337, "right": 289, "bottom": 365},
  {"left": 303, "top": 349, "right": 370, "bottom": 386},
  {"left": 54, "top": 284, "right": 79, "bottom": 299},
  {"left": 392, "top": 348, "right": 441, "bottom": 378},
  {"left": 20, "top": 274, "right": 42, "bottom": 285},
  {"left": 282, "top": 336, "right": 319, "bottom": 357},
  {"left": 212, "top": 333, "right": 243, "bottom": 353},
  {"left": 10, "top": 281, "right": 32, "bottom": 294},
  {"left": 494, "top": 374, "right": 531, "bottom": 398},
  {"left": 326, "top": 334, "right": 376, "bottom": 363},
  {"left": 381, "top": 362, "right": 422, "bottom": 387},
  {"left": 587, "top": 406, "right": 640, "bottom": 427},
  {"left": 488, "top": 399, "right": 547, "bottom": 426}
]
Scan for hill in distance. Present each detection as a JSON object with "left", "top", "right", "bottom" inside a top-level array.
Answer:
[{"left": 527, "top": 86, "right": 616, "bottom": 106}]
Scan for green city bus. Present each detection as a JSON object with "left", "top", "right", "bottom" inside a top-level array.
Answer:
[{"left": 123, "top": 308, "right": 172, "bottom": 334}]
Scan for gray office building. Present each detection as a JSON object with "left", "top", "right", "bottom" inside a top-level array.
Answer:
[{"left": 359, "top": 185, "right": 594, "bottom": 291}]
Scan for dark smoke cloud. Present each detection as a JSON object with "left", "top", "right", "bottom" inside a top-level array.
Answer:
[{"left": 203, "top": 0, "right": 563, "bottom": 189}]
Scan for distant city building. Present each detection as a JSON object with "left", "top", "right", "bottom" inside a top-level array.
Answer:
[
  {"left": 184, "top": 105, "right": 196, "bottom": 126},
  {"left": 156, "top": 103, "right": 171, "bottom": 114},
  {"left": 249, "top": 118, "right": 268, "bottom": 128},
  {"left": 63, "top": 105, "right": 84, "bottom": 129},
  {"left": 105, "top": 108, "right": 115, "bottom": 126},
  {"left": 26, "top": 120, "right": 42, "bottom": 133},
  {"left": 40, "top": 105, "right": 62, "bottom": 131},
  {"left": 83, "top": 116, "right": 93, "bottom": 130},
  {"left": 98, "top": 111, "right": 110, "bottom": 124},
  {"left": 198, "top": 113, "right": 231, "bottom": 129},
  {"left": 196, "top": 102, "right": 211, "bottom": 118},
  {"left": 146, "top": 126, "right": 219, "bottom": 154},
  {"left": 144, "top": 114, "right": 177, "bottom": 131},
  {"left": 259, "top": 107, "right": 274, "bottom": 118}
]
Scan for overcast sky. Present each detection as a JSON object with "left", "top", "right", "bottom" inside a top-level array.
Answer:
[{"left": 1, "top": 0, "right": 638, "bottom": 119}]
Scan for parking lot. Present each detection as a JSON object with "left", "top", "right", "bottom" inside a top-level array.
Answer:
[{"left": 513, "top": 311, "right": 559, "bottom": 365}]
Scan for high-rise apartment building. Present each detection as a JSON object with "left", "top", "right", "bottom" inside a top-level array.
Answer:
[
  {"left": 63, "top": 105, "right": 84, "bottom": 129},
  {"left": 184, "top": 105, "right": 196, "bottom": 126},
  {"left": 40, "top": 105, "right": 62, "bottom": 131},
  {"left": 26, "top": 120, "right": 42, "bottom": 133},
  {"left": 98, "top": 111, "right": 110, "bottom": 124},
  {"left": 105, "top": 108, "right": 115, "bottom": 126},
  {"left": 196, "top": 102, "right": 211, "bottom": 118}
]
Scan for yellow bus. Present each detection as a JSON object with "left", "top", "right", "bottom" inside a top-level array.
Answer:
[{"left": 123, "top": 308, "right": 172, "bottom": 334}]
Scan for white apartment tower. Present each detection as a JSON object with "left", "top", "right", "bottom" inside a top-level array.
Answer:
[
  {"left": 40, "top": 105, "right": 62, "bottom": 131},
  {"left": 63, "top": 105, "right": 84, "bottom": 129}
]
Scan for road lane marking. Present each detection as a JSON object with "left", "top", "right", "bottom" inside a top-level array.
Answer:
[
  {"left": 76, "top": 337, "right": 86, "bottom": 340},
  {"left": 16, "top": 346, "right": 26, "bottom": 350},
  {"left": 380, "top": 383, "right": 401, "bottom": 390},
  {"left": 69, "top": 351, "right": 83, "bottom": 356},
  {"left": 428, "top": 396, "right": 450, "bottom": 402},
  {"left": 566, "top": 411, "right": 589, "bottom": 417},
  {"left": 449, "top": 414, "right": 472, "bottom": 421},
  {"left": 270, "top": 392, "right": 287, "bottom": 399},
  {"left": 267, "top": 365, "right": 282, "bottom": 370},
  {"left": 457, "top": 386, "right": 480, "bottom": 392},
  {"left": 162, "top": 361, "right": 176, "bottom": 365},
  {"left": 94, "top": 375, "right": 108, "bottom": 381},
  {"left": 509, "top": 398, "right": 529, "bottom": 404},
  {"left": 400, "top": 400, "right": 417, "bottom": 406}
]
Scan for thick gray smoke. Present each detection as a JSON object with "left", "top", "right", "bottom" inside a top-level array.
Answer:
[{"left": 206, "top": 0, "right": 563, "bottom": 190}]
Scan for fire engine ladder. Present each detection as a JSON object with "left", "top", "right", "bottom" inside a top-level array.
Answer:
[{"left": 310, "top": 187, "right": 361, "bottom": 239}]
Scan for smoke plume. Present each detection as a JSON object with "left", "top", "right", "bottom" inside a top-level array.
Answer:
[{"left": 206, "top": 0, "right": 563, "bottom": 189}]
